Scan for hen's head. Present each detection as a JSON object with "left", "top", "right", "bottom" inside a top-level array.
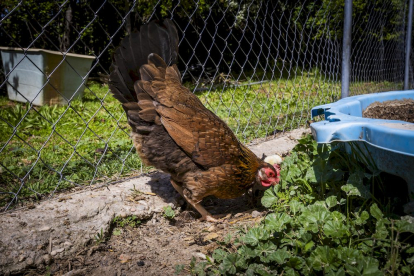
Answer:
[{"left": 256, "top": 154, "right": 282, "bottom": 189}]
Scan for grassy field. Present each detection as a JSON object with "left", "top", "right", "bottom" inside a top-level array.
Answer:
[{"left": 0, "top": 72, "right": 341, "bottom": 208}]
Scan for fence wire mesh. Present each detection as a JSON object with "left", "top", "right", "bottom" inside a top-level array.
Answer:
[{"left": 0, "top": 0, "right": 412, "bottom": 211}]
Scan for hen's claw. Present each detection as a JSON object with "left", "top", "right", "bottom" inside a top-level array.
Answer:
[
  {"left": 200, "top": 214, "right": 227, "bottom": 223},
  {"left": 170, "top": 180, "right": 228, "bottom": 223}
]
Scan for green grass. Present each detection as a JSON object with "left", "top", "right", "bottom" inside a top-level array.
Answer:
[
  {"left": 0, "top": 83, "right": 142, "bottom": 208},
  {"left": 5, "top": 70, "right": 400, "bottom": 209},
  {"left": 197, "top": 69, "right": 340, "bottom": 141}
]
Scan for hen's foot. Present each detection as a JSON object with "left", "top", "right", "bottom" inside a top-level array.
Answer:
[{"left": 199, "top": 213, "right": 227, "bottom": 223}]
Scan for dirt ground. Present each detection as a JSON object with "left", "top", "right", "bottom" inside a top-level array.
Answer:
[
  {"left": 22, "top": 196, "right": 265, "bottom": 276},
  {"left": 363, "top": 98, "right": 414, "bottom": 123},
  {"left": 0, "top": 128, "right": 311, "bottom": 276}
]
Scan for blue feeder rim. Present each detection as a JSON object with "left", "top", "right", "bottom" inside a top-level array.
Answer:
[{"left": 311, "top": 90, "right": 414, "bottom": 157}]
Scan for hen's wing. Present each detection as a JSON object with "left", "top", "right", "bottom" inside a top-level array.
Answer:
[{"left": 136, "top": 54, "right": 244, "bottom": 169}]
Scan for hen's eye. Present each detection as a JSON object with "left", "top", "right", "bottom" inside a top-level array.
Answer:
[{"left": 269, "top": 172, "right": 274, "bottom": 177}]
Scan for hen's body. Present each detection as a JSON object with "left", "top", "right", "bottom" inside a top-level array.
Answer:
[{"left": 109, "top": 19, "right": 275, "bottom": 221}]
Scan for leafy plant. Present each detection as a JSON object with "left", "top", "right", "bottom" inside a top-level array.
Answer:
[
  {"left": 187, "top": 135, "right": 414, "bottom": 275},
  {"left": 113, "top": 215, "right": 141, "bottom": 228},
  {"left": 94, "top": 228, "right": 106, "bottom": 245},
  {"left": 163, "top": 205, "right": 176, "bottom": 220}
]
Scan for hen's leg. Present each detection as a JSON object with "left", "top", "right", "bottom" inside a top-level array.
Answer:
[{"left": 170, "top": 180, "right": 219, "bottom": 222}]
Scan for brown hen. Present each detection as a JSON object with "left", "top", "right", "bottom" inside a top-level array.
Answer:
[{"left": 109, "top": 19, "right": 280, "bottom": 222}]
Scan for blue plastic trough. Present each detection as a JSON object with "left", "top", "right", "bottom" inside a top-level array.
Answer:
[{"left": 311, "top": 90, "right": 414, "bottom": 195}]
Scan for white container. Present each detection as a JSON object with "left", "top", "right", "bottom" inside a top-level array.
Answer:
[{"left": 0, "top": 47, "right": 95, "bottom": 105}]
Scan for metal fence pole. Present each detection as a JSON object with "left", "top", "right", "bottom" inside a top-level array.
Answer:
[
  {"left": 404, "top": 0, "right": 413, "bottom": 90},
  {"left": 341, "top": 0, "right": 353, "bottom": 98}
]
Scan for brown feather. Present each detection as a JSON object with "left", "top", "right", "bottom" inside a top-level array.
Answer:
[{"left": 109, "top": 19, "right": 268, "bottom": 216}]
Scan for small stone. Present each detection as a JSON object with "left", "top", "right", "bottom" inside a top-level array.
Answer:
[
  {"left": 26, "top": 257, "right": 34, "bottom": 265},
  {"left": 234, "top": 213, "right": 243, "bottom": 218},
  {"left": 193, "top": 252, "right": 206, "bottom": 260},
  {"left": 251, "top": 211, "right": 262, "bottom": 218},
  {"left": 203, "top": 233, "right": 219, "bottom": 242},
  {"left": 125, "top": 239, "right": 132, "bottom": 245},
  {"left": 119, "top": 212, "right": 127, "bottom": 218},
  {"left": 130, "top": 208, "right": 136, "bottom": 212},
  {"left": 64, "top": 241, "right": 73, "bottom": 248},
  {"left": 207, "top": 225, "right": 216, "bottom": 232},
  {"left": 42, "top": 254, "right": 52, "bottom": 265},
  {"left": 19, "top": 255, "right": 25, "bottom": 262},
  {"left": 50, "top": 248, "right": 64, "bottom": 256},
  {"left": 38, "top": 226, "right": 51, "bottom": 232},
  {"left": 119, "top": 254, "right": 132, "bottom": 263},
  {"left": 137, "top": 261, "right": 145, "bottom": 266}
]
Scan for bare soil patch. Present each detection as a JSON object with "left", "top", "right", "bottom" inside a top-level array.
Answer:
[
  {"left": 24, "top": 198, "right": 265, "bottom": 276},
  {"left": 363, "top": 98, "right": 414, "bottom": 123}
]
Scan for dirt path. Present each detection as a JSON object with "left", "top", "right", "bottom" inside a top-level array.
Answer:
[{"left": 0, "top": 128, "right": 310, "bottom": 275}]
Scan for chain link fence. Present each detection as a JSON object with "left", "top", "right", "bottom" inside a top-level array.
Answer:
[{"left": 0, "top": 0, "right": 412, "bottom": 211}]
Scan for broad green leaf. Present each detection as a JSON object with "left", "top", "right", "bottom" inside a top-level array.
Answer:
[
  {"left": 289, "top": 199, "right": 304, "bottom": 214},
  {"left": 406, "top": 247, "right": 414, "bottom": 254},
  {"left": 341, "top": 184, "right": 361, "bottom": 197},
  {"left": 374, "top": 218, "right": 390, "bottom": 239},
  {"left": 401, "top": 265, "right": 413, "bottom": 274},
  {"left": 323, "top": 220, "right": 349, "bottom": 238},
  {"left": 265, "top": 213, "right": 292, "bottom": 232},
  {"left": 304, "top": 241, "right": 315, "bottom": 253},
  {"left": 238, "top": 245, "right": 257, "bottom": 260},
  {"left": 254, "top": 242, "right": 278, "bottom": 263},
  {"left": 370, "top": 203, "right": 383, "bottom": 220},
  {"left": 284, "top": 267, "right": 300, "bottom": 276},
  {"left": 356, "top": 211, "right": 370, "bottom": 225},
  {"left": 305, "top": 167, "right": 317, "bottom": 183},
  {"left": 343, "top": 171, "right": 370, "bottom": 198},
  {"left": 360, "top": 211, "right": 369, "bottom": 221},
  {"left": 246, "top": 264, "right": 273, "bottom": 276},
  {"left": 212, "top": 249, "right": 228, "bottom": 262},
  {"left": 243, "top": 227, "right": 270, "bottom": 246},
  {"left": 331, "top": 211, "right": 346, "bottom": 222},
  {"left": 300, "top": 204, "right": 331, "bottom": 226},
  {"left": 307, "top": 246, "right": 339, "bottom": 271},
  {"left": 261, "top": 188, "right": 278, "bottom": 208},
  {"left": 327, "top": 268, "right": 346, "bottom": 276},
  {"left": 407, "top": 255, "right": 414, "bottom": 264},
  {"left": 285, "top": 165, "right": 302, "bottom": 183},
  {"left": 337, "top": 247, "right": 361, "bottom": 265},
  {"left": 395, "top": 217, "right": 414, "bottom": 233},
  {"left": 326, "top": 195, "right": 338, "bottom": 208},
  {"left": 268, "top": 248, "right": 290, "bottom": 264},
  {"left": 286, "top": 256, "right": 306, "bottom": 270},
  {"left": 219, "top": 253, "right": 244, "bottom": 274},
  {"left": 360, "top": 257, "right": 382, "bottom": 276}
]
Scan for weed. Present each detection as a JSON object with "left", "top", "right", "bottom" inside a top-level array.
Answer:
[
  {"left": 94, "top": 228, "right": 106, "bottom": 245},
  {"left": 163, "top": 205, "right": 175, "bottom": 220},
  {"left": 113, "top": 215, "right": 141, "bottom": 228}
]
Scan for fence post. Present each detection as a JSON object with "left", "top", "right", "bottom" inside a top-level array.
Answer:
[
  {"left": 341, "top": 0, "right": 353, "bottom": 98},
  {"left": 404, "top": 0, "right": 413, "bottom": 90}
]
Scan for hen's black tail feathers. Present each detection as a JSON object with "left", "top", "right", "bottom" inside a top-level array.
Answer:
[{"left": 109, "top": 19, "right": 179, "bottom": 104}]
